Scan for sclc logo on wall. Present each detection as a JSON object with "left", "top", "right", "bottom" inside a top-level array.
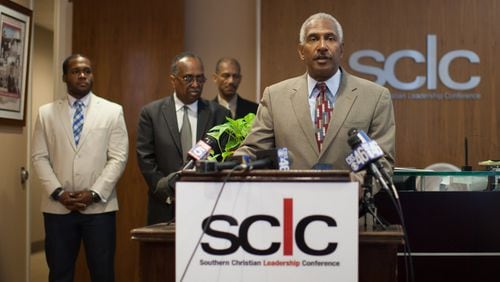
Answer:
[{"left": 349, "top": 34, "right": 481, "bottom": 100}]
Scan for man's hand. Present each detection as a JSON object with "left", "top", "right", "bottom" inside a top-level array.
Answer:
[
  {"left": 58, "top": 191, "right": 87, "bottom": 211},
  {"left": 71, "top": 191, "right": 94, "bottom": 210},
  {"left": 155, "top": 172, "right": 179, "bottom": 205}
]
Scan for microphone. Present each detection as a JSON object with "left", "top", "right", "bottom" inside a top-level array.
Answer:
[
  {"left": 195, "top": 148, "right": 292, "bottom": 172},
  {"left": 346, "top": 130, "right": 413, "bottom": 282},
  {"left": 182, "top": 135, "right": 217, "bottom": 170},
  {"left": 245, "top": 147, "right": 291, "bottom": 170},
  {"left": 345, "top": 129, "right": 384, "bottom": 172},
  {"left": 195, "top": 155, "right": 252, "bottom": 173},
  {"left": 345, "top": 128, "right": 392, "bottom": 192},
  {"left": 345, "top": 128, "right": 399, "bottom": 199}
]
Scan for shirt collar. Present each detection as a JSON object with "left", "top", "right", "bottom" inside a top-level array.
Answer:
[
  {"left": 67, "top": 92, "right": 91, "bottom": 108},
  {"left": 307, "top": 69, "right": 342, "bottom": 99},
  {"left": 174, "top": 92, "right": 198, "bottom": 112},
  {"left": 217, "top": 94, "right": 237, "bottom": 116}
]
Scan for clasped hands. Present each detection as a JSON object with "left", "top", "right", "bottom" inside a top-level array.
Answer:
[{"left": 58, "top": 191, "right": 94, "bottom": 211}]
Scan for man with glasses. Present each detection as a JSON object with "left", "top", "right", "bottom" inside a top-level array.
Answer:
[
  {"left": 136, "top": 52, "right": 231, "bottom": 224},
  {"left": 212, "top": 57, "right": 258, "bottom": 119}
]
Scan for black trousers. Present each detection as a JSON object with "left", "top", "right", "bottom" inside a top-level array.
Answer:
[{"left": 43, "top": 211, "right": 116, "bottom": 282}]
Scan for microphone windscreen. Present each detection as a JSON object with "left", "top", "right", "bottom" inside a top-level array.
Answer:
[
  {"left": 187, "top": 135, "right": 217, "bottom": 161},
  {"left": 347, "top": 128, "right": 362, "bottom": 148},
  {"left": 255, "top": 147, "right": 291, "bottom": 170}
]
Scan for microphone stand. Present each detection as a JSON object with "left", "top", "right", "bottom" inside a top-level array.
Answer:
[
  {"left": 360, "top": 172, "right": 387, "bottom": 229},
  {"left": 369, "top": 163, "right": 415, "bottom": 282}
]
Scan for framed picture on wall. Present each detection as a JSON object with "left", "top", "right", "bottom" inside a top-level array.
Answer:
[{"left": 0, "top": 1, "right": 31, "bottom": 124}]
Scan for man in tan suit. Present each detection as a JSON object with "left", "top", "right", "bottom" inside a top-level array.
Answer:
[
  {"left": 32, "top": 54, "right": 128, "bottom": 282},
  {"left": 236, "top": 12, "right": 395, "bottom": 173}
]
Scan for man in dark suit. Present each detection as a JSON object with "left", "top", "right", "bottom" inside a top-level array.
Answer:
[
  {"left": 235, "top": 12, "right": 395, "bottom": 180},
  {"left": 137, "top": 52, "right": 231, "bottom": 224},
  {"left": 212, "top": 57, "right": 258, "bottom": 119}
]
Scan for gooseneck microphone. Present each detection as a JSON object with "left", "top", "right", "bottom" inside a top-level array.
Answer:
[
  {"left": 194, "top": 148, "right": 292, "bottom": 173},
  {"left": 345, "top": 128, "right": 391, "bottom": 192},
  {"left": 345, "top": 128, "right": 414, "bottom": 282},
  {"left": 182, "top": 135, "right": 218, "bottom": 170},
  {"left": 244, "top": 147, "right": 291, "bottom": 170},
  {"left": 195, "top": 155, "right": 251, "bottom": 173}
]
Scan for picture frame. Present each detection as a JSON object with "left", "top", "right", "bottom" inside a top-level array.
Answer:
[{"left": 0, "top": 0, "right": 31, "bottom": 125}]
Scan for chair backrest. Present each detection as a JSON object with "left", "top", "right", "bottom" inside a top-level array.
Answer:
[{"left": 415, "top": 163, "right": 460, "bottom": 191}]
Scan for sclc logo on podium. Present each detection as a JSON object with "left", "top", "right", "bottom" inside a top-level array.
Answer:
[{"left": 201, "top": 198, "right": 338, "bottom": 256}]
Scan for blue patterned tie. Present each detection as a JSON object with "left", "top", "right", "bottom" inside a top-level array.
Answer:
[{"left": 73, "top": 100, "right": 84, "bottom": 146}]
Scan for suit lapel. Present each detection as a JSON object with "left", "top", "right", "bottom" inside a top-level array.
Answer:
[
  {"left": 321, "top": 72, "right": 357, "bottom": 155},
  {"left": 197, "top": 99, "right": 212, "bottom": 140},
  {"left": 235, "top": 95, "right": 244, "bottom": 119},
  {"left": 291, "top": 74, "right": 320, "bottom": 155},
  {"left": 56, "top": 97, "right": 77, "bottom": 151},
  {"left": 77, "top": 93, "right": 98, "bottom": 149},
  {"left": 161, "top": 96, "right": 183, "bottom": 156}
]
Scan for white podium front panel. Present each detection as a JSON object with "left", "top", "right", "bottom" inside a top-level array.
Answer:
[{"left": 176, "top": 181, "right": 358, "bottom": 282}]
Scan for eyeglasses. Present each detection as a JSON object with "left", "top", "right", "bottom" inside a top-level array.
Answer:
[{"left": 176, "top": 74, "right": 206, "bottom": 85}]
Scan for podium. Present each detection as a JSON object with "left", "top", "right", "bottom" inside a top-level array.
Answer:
[{"left": 131, "top": 170, "right": 403, "bottom": 282}]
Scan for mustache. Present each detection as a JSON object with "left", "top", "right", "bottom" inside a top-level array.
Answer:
[
  {"left": 188, "top": 88, "right": 202, "bottom": 94},
  {"left": 313, "top": 54, "right": 332, "bottom": 60}
]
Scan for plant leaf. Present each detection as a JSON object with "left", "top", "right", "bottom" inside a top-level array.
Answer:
[{"left": 207, "top": 113, "right": 255, "bottom": 161}]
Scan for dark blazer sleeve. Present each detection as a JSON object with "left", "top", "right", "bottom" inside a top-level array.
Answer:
[
  {"left": 235, "top": 95, "right": 259, "bottom": 119},
  {"left": 211, "top": 101, "right": 232, "bottom": 124},
  {"left": 136, "top": 102, "right": 166, "bottom": 195}
]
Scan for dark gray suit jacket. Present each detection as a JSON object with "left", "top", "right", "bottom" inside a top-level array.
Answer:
[
  {"left": 137, "top": 95, "right": 230, "bottom": 224},
  {"left": 214, "top": 94, "right": 259, "bottom": 119}
]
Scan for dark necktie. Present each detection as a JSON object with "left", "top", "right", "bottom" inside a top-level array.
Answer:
[
  {"left": 314, "top": 82, "right": 333, "bottom": 151},
  {"left": 73, "top": 100, "right": 84, "bottom": 146},
  {"left": 180, "top": 106, "right": 192, "bottom": 160}
]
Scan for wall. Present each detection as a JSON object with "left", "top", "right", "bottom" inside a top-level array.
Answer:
[
  {"left": 261, "top": 0, "right": 499, "bottom": 170},
  {"left": 30, "top": 24, "right": 53, "bottom": 249},
  {"left": 0, "top": 1, "right": 32, "bottom": 281},
  {"left": 55, "top": 0, "right": 500, "bottom": 281},
  {"left": 185, "top": 0, "right": 257, "bottom": 102},
  {"left": 71, "top": 1, "right": 257, "bottom": 280},
  {"left": 71, "top": 0, "right": 184, "bottom": 280}
]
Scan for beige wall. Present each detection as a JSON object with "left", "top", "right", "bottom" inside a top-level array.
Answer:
[
  {"left": 0, "top": 1, "right": 32, "bottom": 281},
  {"left": 185, "top": 0, "right": 258, "bottom": 103},
  {"left": 30, "top": 24, "right": 54, "bottom": 246},
  {"left": 29, "top": 0, "right": 72, "bottom": 250}
]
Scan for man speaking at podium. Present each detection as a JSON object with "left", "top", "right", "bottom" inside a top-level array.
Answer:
[{"left": 235, "top": 12, "right": 395, "bottom": 181}]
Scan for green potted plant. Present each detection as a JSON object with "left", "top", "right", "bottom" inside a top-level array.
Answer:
[{"left": 206, "top": 113, "right": 255, "bottom": 161}]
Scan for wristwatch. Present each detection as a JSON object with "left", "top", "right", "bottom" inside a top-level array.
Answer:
[
  {"left": 90, "top": 191, "right": 101, "bottom": 203},
  {"left": 51, "top": 187, "right": 64, "bottom": 201}
]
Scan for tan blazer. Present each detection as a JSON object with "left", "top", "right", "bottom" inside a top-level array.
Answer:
[
  {"left": 32, "top": 93, "right": 129, "bottom": 214},
  {"left": 236, "top": 70, "right": 395, "bottom": 171}
]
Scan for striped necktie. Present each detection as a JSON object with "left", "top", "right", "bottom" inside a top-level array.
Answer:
[
  {"left": 73, "top": 100, "right": 85, "bottom": 146},
  {"left": 314, "top": 82, "right": 333, "bottom": 151}
]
